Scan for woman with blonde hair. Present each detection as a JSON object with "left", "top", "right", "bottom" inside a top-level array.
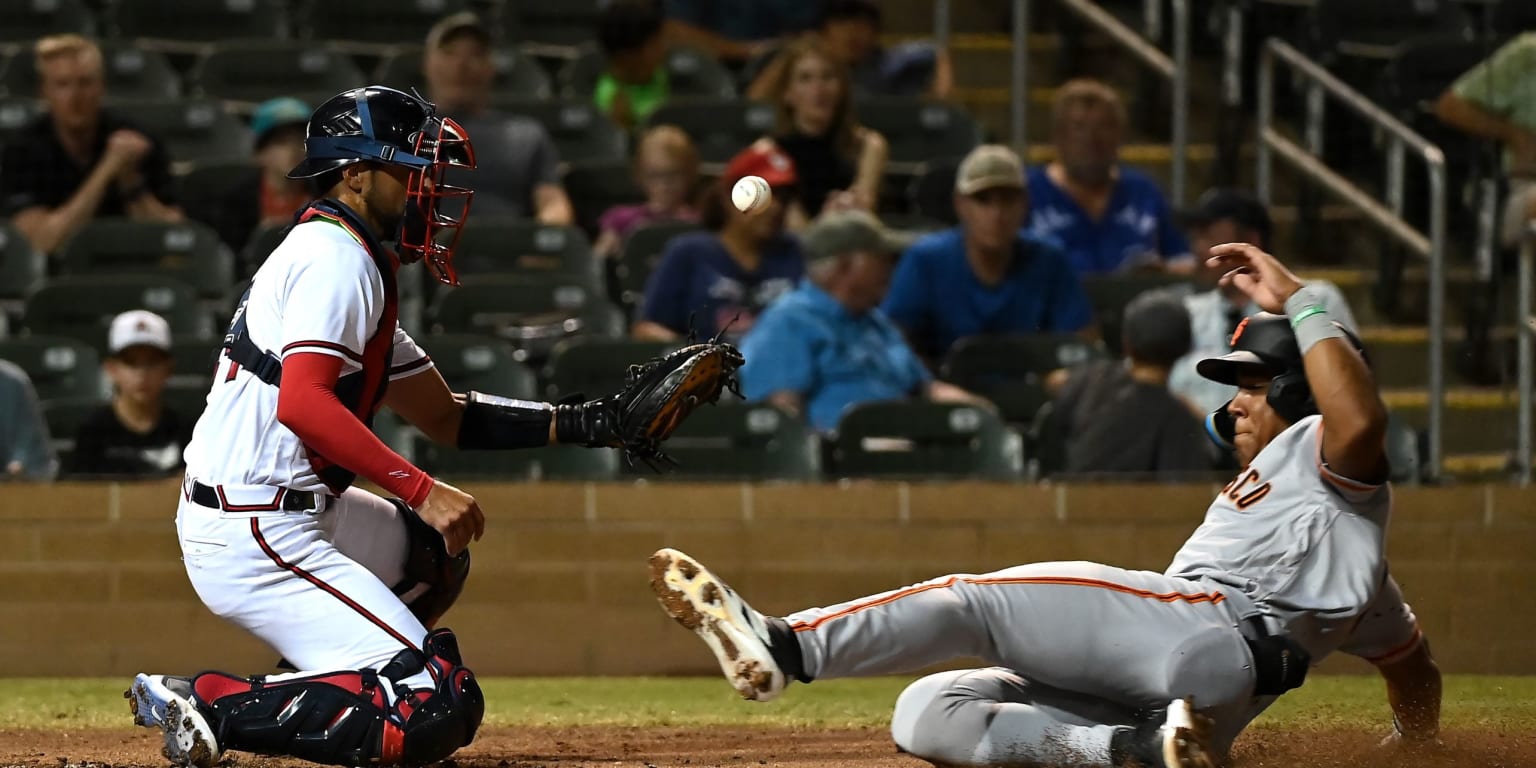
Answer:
[{"left": 594, "top": 125, "right": 701, "bottom": 260}]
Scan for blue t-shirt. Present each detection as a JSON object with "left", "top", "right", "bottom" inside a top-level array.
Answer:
[
  {"left": 1025, "top": 165, "right": 1192, "bottom": 275},
  {"left": 880, "top": 228, "right": 1094, "bottom": 360},
  {"left": 741, "top": 281, "right": 932, "bottom": 432},
  {"left": 639, "top": 231, "right": 804, "bottom": 342},
  {"left": 662, "top": 0, "right": 819, "bottom": 41}
]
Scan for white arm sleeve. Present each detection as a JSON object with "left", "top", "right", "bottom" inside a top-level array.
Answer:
[{"left": 1338, "top": 573, "right": 1424, "bottom": 666}]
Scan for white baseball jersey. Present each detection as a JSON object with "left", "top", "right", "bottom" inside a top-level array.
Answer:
[{"left": 183, "top": 216, "right": 433, "bottom": 493}]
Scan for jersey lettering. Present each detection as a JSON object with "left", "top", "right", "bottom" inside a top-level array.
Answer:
[{"left": 1222, "top": 469, "right": 1272, "bottom": 509}]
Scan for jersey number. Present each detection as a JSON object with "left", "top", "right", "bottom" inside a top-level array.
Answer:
[{"left": 1222, "top": 469, "right": 1272, "bottom": 510}]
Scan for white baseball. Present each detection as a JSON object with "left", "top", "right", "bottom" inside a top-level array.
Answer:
[{"left": 731, "top": 175, "right": 771, "bottom": 214}]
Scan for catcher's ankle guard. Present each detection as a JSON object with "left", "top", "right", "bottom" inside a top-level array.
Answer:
[
  {"left": 390, "top": 499, "right": 471, "bottom": 628},
  {"left": 191, "top": 629, "right": 483, "bottom": 766},
  {"left": 456, "top": 392, "right": 553, "bottom": 450}
]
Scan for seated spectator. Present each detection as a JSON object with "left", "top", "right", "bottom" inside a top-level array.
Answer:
[
  {"left": 1025, "top": 79, "right": 1192, "bottom": 275},
  {"left": 661, "top": 0, "right": 819, "bottom": 63},
  {"left": 1046, "top": 293, "right": 1212, "bottom": 478},
  {"left": 70, "top": 310, "right": 192, "bottom": 478},
  {"left": 196, "top": 97, "right": 312, "bottom": 255},
  {"left": 1166, "top": 188, "right": 1357, "bottom": 416},
  {"left": 595, "top": 0, "right": 670, "bottom": 131},
  {"left": 882, "top": 144, "right": 1094, "bottom": 362},
  {"left": 0, "top": 360, "right": 57, "bottom": 481},
  {"left": 423, "top": 12, "right": 575, "bottom": 224},
  {"left": 594, "top": 125, "right": 700, "bottom": 260},
  {"left": 634, "top": 144, "right": 804, "bottom": 342},
  {"left": 753, "top": 37, "right": 887, "bottom": 230},
  {"left": 1435, "top": 32, "right": 1536, "bottom": 248},
  {"left": 747, "top": 0, "right": 953, "bottom": 100},
  {"left": 0, "top": 34, "right": 181, "bottom": 254}
]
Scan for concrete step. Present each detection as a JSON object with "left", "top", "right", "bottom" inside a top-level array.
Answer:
[
  {"left": 1384, "top": 388, "right": 1533, "bottom": 458},
  {"left": 1350, "top": 324, "right": 1521, "bottom": 389}
]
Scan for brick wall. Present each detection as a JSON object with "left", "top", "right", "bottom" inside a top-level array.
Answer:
[{"left": 1, "top": 480, "right": 1532, "bottom": 677}]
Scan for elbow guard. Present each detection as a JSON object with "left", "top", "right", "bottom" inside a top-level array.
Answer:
[{"left": 455, "top": 392, "right": 553, "bottom": 450}]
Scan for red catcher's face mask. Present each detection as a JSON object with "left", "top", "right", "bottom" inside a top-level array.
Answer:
[{"left": 399, "top": 116, "right": 475, "bottom": 286}]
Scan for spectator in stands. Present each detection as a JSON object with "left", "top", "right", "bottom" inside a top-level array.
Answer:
[
  {"left": 751, "top": 37, "right": 887, "bottom": 230},
  {"left": 740, "top": 210, "right": 990, "bottom": 431},
  {"left": 0, "top": 34, "right": 181, "bottom": 255},
  {"left": 1026, "top": 79, "right": 1192, "bottom": 275},
  {"left": 422, "top": 12, "right": 575, "bottom": 224},
  {"left": 634, "top": 144, "right": 804, "bottom": 343},
  {"left": 661, "top": 0, "right": 820, "bottom": 63},
  {"left": 0, "top": 360, "right": 57, "bottom": 481},
  {"left": 69, "top": 310, "right": 191, "bottom": 478},
  {"left": 594, "top": 126, "right": 700, "bottom": 260},
  {"left": 882, "top": 144, "right": 1094, "bottom": 362},
  {"left": 1046, "top": 293, "right": 1211, "bottom": 478},
  {"left": 197, "top": 97, "right": 312, "bottom": 255},
  {"left": 595, "top": 0, "right": 671, "bottom": 131},
  {"left": 746, "top": 0, "right": 953, "bottom": 100},
  {"left": 1435, "top": 32, "right": 1536, "bottom": 249},
  {"left": 1166, "top": 188, "right": 1357, "bottom": 415}
]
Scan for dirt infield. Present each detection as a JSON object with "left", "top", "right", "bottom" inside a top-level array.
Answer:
[{"left": 0, "top": 724, "right": 1532, "bottom": 768}]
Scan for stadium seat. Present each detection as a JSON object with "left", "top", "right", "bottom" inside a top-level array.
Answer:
[
  {"left": 451, "top": 220, "right": 599, "bottom": 288},
  {"left": 908, "top": 157, "right": 962, "bottom": 226},
  {"left": 880, "top": 212, "right": 947, "bottom": 235},
  {"left": 855, "top": 98, "right": 982, "bottom": 172},
  {"left": 506, "top": 0, "right": 609, "bottom": 47},
  {"left": 941, "top": 334, "right": 1107, "bottom": 424},
  {"left": 432, "top": 275, "right": 621, "bottom": 360},
  {"left": 42, "top": 395, "right": 104, "bottom": 471},
  {"left": 1, "top": 43, "right": 180, "bottom": 100},
  {"left": 561, "top": 45, "right": 737, "bottom": 100},
  {"left": 1376, "top": 38, "right": 1493, "bottom": 124},
  {"left": 0, "top": 337, "right": 102, "bottom": 401},
  {"left": 561, "top": 158, "right": 644, "bottom": 237},
  {"left": 615, "top": 220, "right": 702, "bottom": 307},
  {"left": 375, "top": 45, "right": 552, "bottom": 100},
  {"left": 191, "top": 41, "right": 366, "bottom": 105},
  {"left": 1307, "top": 0, "right": 1474, "bottom": 63},
  {"left": 0, "top": 223, "right": 45, "bottom": 302},
  {"left": 24, "top": 276, "right": 210, "bottom": 352},
  {"left": 0, "top": 0, "right": 96, "bottom": 44},
  {"left": 0, "top": 98, "right": 43, "bottom": 146},
  {"left": 1080, "top": 275, "right": 1188, "bottom": 355},
  {"left": 57, "top": 219, "right": 234, "bottom": 298},
  {"left": 242, "top": 223, "right": 289, "bottom": 276},
  {"left": 490, "top": 99, "right": 628, "bottom": 165},
  {"left": 419, "top": 334, "right": 538, "bottom": 397},
  {"left": 167, "top": 335, "right": 220, "bottom": 394},
  {"left": 112, "top": 98, "right": 251, "bottom": 164},
  {"left": 627, "top": 402, "right": 820, "bottom": 480},
  {"left": 298, "top": 0, "right": 470, "bottom": 44},
  {"left": 643, "top": 98, "right": 777, "bottom": 165},
  {"left": 829, "top": 401, "right": 1024, "bottom": 480},
  {"left": 111, "top": 0, "right": 288, "bottom": 43},
  {"left": 415, "top": 436, "right": 621, "bottom": 480},
  {"left": 542, "top": 337, "right": 679, "bottom": 401}
]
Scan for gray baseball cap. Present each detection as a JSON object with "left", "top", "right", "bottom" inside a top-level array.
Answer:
[
  {"left": 955, "top": 144, "right": 1025, "bottom": 195},
  {"left": 801, "top": 210, "right": 914, "bottom": 263}
]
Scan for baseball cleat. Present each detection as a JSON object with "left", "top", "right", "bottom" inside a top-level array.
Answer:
[
  {"left": 1156, "top": 698, "right": 1216, "bottom": 768},
  {"left": 126, "top": 673, "right": 221, "bottom": 768},
  {"left": 649, "top": 547, "right": 786, "bottom": 701}
]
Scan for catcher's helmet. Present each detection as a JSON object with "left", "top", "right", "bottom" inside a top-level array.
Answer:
[
  {"left": 287, "top": 86, "right": 476, "bottom": 285},
  {"left": 1197, "top": 311, "right": 1367, "bottom": 450}
]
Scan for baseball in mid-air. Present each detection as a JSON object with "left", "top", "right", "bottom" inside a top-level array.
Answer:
[{"left": 731, "top": 175, "right": 772, "bottom": 214}]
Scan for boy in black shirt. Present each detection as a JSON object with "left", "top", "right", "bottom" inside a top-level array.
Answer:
[{"left": 71, "top": 310, "right": 192, "bottom": 478}]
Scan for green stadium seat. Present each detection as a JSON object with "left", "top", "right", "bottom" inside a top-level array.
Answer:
[
  {"left": 420, "top": 335, "right": 538, "bottom": 397},
  {"left": 561, "top": 158, "right": 644, "bottom": 237},
  {"left": 491, "top": 99, "right": 628, "bottom": 165},
  {"left": 415, "top": 435, "right": 620, "bottom": 480},
  {"left": 643, "top": 98, "right": 777, "bottom": 165},
  {"left": 0, "top": 337, "right": 102, "bottom": 401},
  {"left": 112, "top": 0, "right": 289, "bottom": 42},
  {"left": 164, "top": 385, "right": 209, "bottom": 427},
  {"left": 561, "top": 45, "right": 737, "bottom": 101},
  {"left": 432, "top": 275, "right": 622, "bottom": 361},
  {"left": 2, "top": 43, "right": 179, "bottom": 100},
  {"left": 880, "top": 212, "right": 947, "bottom": 235},
  {"left": 242, "top": 223, "right": 289, "bottom": 276},
  {"left": 0, "top": 98, "right": 43, "bottom": 146},
  {"left": 376, "top": 45, "right": 551, "bottom": 101},
  {"left": 908, "top": 157, "right": 962, "bottom": 226},
  {"left": 855, "top": 98, "right": 982, "bottom": 172},
  {"left": 299, "top": 0, "right": 470, "bottom": 45},
  {"left": 615, "top": 220, "right": 702, "bottom": 307},
  {"left": 627, "top": 402, "right": 820, "bottom": 480},
  {"left": 191, "top": 41, "right": 365, "bottom": 104},
  {"left": 58, "top": 219, "right": 234, "bottom": 298},
  {"left": 1081, "top": 275, "right": 1188, "bottom": 355},
  {"left": 167, "top": 335, "right": 220, "bottom": 394},
  {"left": 541, "top": 337, "right": 679, "bottom": 401},
  {"left": 830, "top": 401, "right": 1024, "bottom": 480},
  {"left": 42, "top": 395, "right": 104, "bottom": 472},
  {"left": 506, "top": 0, "right": 609, "bottom": 47},
  {"left": 24, "top": 276, "right": 210, "bottom": 353},
  {"left": 452, "top": 220, "right": 599, "bottom": 288},
  {"left": 0, "top": 0, "right": 96, "bottom": 44},
  {"left": 941, "top": 334, "right": 1108, "bottom": 423},
  {"left": 0, "top": 223, "right": 46, "bottom": 301},
  {"left": 112, "top": 98, "right": 251, "bottom": 164}
]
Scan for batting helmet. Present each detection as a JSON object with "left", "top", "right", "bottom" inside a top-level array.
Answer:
[
  {"left": 287, "top": 86, "right": 476, "bottom": 285},
  {"left": 1196, "top": 312, "right": 1367, "bottom": 450}
]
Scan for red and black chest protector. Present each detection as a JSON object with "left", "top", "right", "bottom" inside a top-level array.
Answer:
[{"left": 222, "top": 198, "right": 399, "bottom": 493}]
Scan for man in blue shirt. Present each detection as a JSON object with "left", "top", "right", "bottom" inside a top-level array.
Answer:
[
  {"left": 1025, "top": 78, "right": 1193, "bottom": 275},
  {"left": 740, "top": 210, "right": 990, "bottom": 432},
  {"left": 882, "top": 144, "right": 1095, "bottom": 362}
]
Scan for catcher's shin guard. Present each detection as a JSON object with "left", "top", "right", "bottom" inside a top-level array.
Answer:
[
  {"left": 190, "top": 629, "right": 483, "bottom": 766},
  {"left": 390, "top": 498, "right": 471, "bottom": 628}
]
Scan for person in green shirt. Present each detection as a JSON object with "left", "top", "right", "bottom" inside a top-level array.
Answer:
[
  {"left": 595, "top": 0, "right": 671, "bottom": 131},
  {"left": 1435, "top": 32, "right": 1536, "bottom": 247}
]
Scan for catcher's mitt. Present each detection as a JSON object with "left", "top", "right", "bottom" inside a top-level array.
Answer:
[{"left": 604, "top": 341, "right": 744, "bottom": 469}]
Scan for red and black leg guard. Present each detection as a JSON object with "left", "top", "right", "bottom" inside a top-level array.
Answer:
[
  {"left": 190, "top": 629, "right": 483, "bottom": 766},
  {"left": 390, "top": 498, "right": 471, "bottom": 628}
]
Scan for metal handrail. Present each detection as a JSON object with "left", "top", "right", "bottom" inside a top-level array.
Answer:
[
  {"left": 1256, "top": 38, "right": 1448, "bottom": 481},
  {"left": 1519, "top": 224, "right": 1534, "bottom": 485},
  {"left": 1012, "top": 0, "right": 1189, "bottom": 203}
]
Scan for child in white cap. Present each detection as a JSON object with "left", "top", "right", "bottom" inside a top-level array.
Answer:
[{"left": 71, "top": 310, "right": 192, "bottom": 477}]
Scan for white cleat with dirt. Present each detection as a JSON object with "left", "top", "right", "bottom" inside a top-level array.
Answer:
[
  {"left": 649, "top": 547, "right": 787, "bottom": 702},
  {"left": 1158, "top": 697, "right": 1217, "bottom": 768},
  {"left": 126, "top": 673, "right": 222, "bottom": 768}
]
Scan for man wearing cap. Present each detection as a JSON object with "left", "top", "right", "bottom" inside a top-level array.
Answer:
[
  {"left": 70, "top": 310, "right": 192, "bottom": 478},
  {"left": 739, "top": 210, "right": 990, "bottom": 431},
  {"left": 194, "top": 97, "right": 313, "bottom": 257},
  {"left": 882, "top": 144, "right": 1093, "bottom": 363},
  {"left": 1167, "top": 188, "right": 1357, "bottom": 415},
  {"left": 635, "top": 144, "right": 805, "bottom": 343},
  {"left": 1, "top": 34, "right": 181, "bottom": 254},
  {"left": 422, "top": 12, "right": 575, "bottom": 224}
]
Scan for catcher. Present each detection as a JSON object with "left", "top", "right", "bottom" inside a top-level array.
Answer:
[{"left": 125, "top": 86, "right": 739, "bottom": 768}]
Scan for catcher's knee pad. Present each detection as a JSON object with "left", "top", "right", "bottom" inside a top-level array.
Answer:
[
  {"left": 390, "top": 498, "right": 471, "bottom": 628},
  {"left": 191, "top": 629, "right": 483, "bottom": 766}
]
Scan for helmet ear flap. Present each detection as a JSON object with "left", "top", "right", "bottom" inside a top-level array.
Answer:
[{"left": 1266, "top": 370, "right": 1316, "bottom": 424}]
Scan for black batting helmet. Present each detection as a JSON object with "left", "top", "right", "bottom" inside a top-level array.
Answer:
[
  {"left": 287, "top": 86, "right": 476, "bottom": 285},
  {"left": 1197, "top": 311, "right": 1367, "bottom": 450}
]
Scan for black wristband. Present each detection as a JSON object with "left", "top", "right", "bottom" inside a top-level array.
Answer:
[
  {"left": 456, "top": 391, "right": 553, "bottom": 450},
  {"left": 553, "top": 399, "right": 620, "bottom": 447}
]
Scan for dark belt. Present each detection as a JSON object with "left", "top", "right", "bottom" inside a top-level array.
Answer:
[
  {"left": 189, "top": 481, "right": 327, "bottom": 513},
  {"left": 1240, "top": 616, "right": 1310, "bottom": 696}
]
